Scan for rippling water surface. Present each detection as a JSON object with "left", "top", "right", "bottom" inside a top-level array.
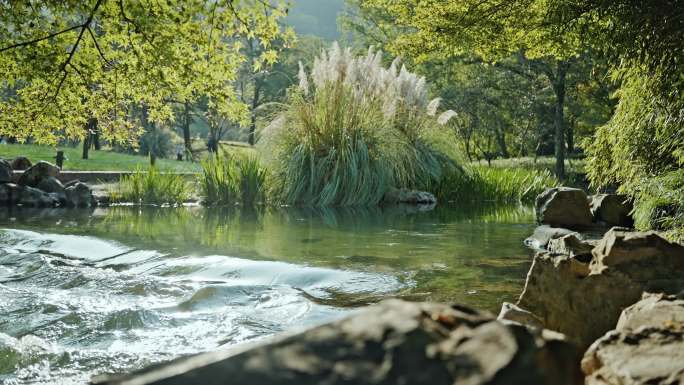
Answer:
[{"left": 0, "top": 205, "right": 534, "bottom": 384}]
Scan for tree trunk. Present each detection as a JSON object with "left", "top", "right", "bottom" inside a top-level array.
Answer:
[
  {"left": 183, "top": 101, "right": 192, "bottom": 159},
  {"left": 82, "top": 135, "right": 90, "bottom": 160},
  {"left": 495, "top": 121, "right": 509, "bottom": 158},
  {"left": 82, "top": 117, "right": 96, "bottom": 159},
  {"left": 248, "top": 81, "right": 261, "bottom": 146},
  {"left": 552, "top": 61, "right": 567, "bottom": 180},
  {"left": 566, "top": 116, "right": 575, "bottom": 155}
]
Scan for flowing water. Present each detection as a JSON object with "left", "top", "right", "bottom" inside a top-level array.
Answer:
[{"left": 0, "top": 204, "right": 535, "bottom": 384}]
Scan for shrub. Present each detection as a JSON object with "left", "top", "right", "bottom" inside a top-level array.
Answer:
[
  {"left": 261, "top": 43, "right": 459, "bottom": 206},
  {"left": 436, "top": 166, "right": 559, "bottom": 204},
  {"left": 585, "top": 67, "right": 684, "bottom": 238},
  {"left": 200, "top": 152, "right": 266, "bottom": 206},
  {"left": 114, "top": 167, "right": 191, "bottom": 205}
]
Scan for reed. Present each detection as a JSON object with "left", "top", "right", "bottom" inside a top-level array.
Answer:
[
  {"left": 200, "top": 152, "right": 266, "bottom": 206},
  {"left": 114, "top": 167, "right": 192, "bottom": 205}
]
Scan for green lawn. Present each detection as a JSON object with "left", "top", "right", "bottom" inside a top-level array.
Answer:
[{"left": 0, "top": 144, "right": 202, "bottom": 172}]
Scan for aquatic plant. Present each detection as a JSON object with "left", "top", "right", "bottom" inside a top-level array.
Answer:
[
  {"left": 200, "top": 152, "right": 266, "bottom": 206},
  {"left": 114, "top": 167, "right": 192, "bottom": 205},
  {"left": 436, "top": 166, "right": 560, "bottom": 204},
  {"left": 261, "top": 43, "right": 459, "bottom": 206}
]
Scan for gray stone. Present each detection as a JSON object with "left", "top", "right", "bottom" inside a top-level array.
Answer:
[
  {"left": 10, "top": 156, "right": 32, "bottom": 170},
  {"left": 582, "top": 327, "right": 684, "bottom": 385},
  {"left": 524, "top": 225, "right": 577, "bottom": 249},
  {"left": 16, "top": 185, "right": 58, "bottom": 207},
  {"left": 93, "top": 300, "right": 582, "bottom": 385},
  {"left": 17, "top": 161, "right": 60, "bottom": 187},
  {"left": 65, "top": 182, "right": 94, "bottom": 207},
  {"left": 0, "top": 183, "right": 13, "bottom": 205},
  {"left": 547, "top": 233, "right": 596, "bottom": 262},
  {"left": 589, "top": 194, "right": 634, "bottom": 227},
  {"left": 518, "top": 230, "right": 684, "bottom": 349},
  {"left": 36, "top": 176, "right": 65, "bottom": 194},
  {"left": 383, "top": 187, "right": 437, "bottom": 205},
  {"left": 535, "top": 187, "right": 593, "bottom": 229},
  {"left": 0, "top": 159, "right": 12, "bottom": 183}
]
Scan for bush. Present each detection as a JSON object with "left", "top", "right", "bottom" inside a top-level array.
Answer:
[
  {"left": 114, "top": 167, "right": 192, "bottom": 205},
  {"left": 436, "top": 166, "right": 559, "bottom": 204},
  {"left": 585, "top": 67, "right": 684, "bottom": 239},
  {"left": 200, "top": 152, "right": 266, "bottom": 206},
  {"left": 260, "top": 43, "right": 459, "bottom": 206}
]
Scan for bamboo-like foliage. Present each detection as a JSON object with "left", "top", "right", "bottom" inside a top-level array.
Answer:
[
  {"left": 262, "top": 43, "right": 459, "bottom": 206},
  {"left": 200, "top": 152, "right": 266, "bottom": 206},
  {"left": 114, "top": 167, "right": 191, "bottom": 205}
]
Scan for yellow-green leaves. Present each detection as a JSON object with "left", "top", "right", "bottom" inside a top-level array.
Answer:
[{"left": 0, "top": 0, "right": 290, "bottom": 144}]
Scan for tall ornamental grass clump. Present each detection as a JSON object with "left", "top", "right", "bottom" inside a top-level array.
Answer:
[
  {"left": 200, "top": 152, "right": 266, "bottom": 206},
  {"left": 260, "top": 43, "right": 459, "bottom": 206},
  {"left": 114, "top": 167, "right": 191, "bottom": 205},
  {"left": 436, "top": 166, "right": 559, "bottom": 204}
]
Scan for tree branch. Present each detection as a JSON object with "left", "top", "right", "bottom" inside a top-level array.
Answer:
[{"left": 0, "top": 24, "right": 83, "bottom": 53}]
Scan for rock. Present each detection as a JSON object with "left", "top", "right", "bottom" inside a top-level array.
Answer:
[
  {"left": 63, "top": 179, "right": 81, "bottom": 188},
  {"left": 16, "top": 185, "right": 58, "bottom": 207},
  {"left": 582, "top": 327, "right": 684, "bottom": 385},
  {"left": 36, "top": 176, "right": 65, "bottom": 194},
  {"left": 616, "top": 293, "right": 684, "bottom": 332},
  {"left": 64, "top": 182, "right": 95, "bottom": 207},
  {"left": 547, "top": 233, "right": 595, "bottom": 262},
  {"left": 518, "top": 252, "right": 643, "bottom": 349},
  {"left": 383, "top": 187, "right": 437, "bottom": 205},
  {"left": 518, "top": 230, "right": 684, "bottom": 349},
  {"left": 0, "top": 183, "right": 12, "bottom": 205},
  {"left": 590, "top": 229, "right": 684, "bottom": 291},
  {"left": 0, "top": 159, "right": 12, "bottom": 183},
  {"left": 535, "top": 187, "right": 593, "bottom": 229},
  {"left": 524, "top": 225, "right": 577, "bottom": 249},
  {"left": 10, "top": 156, "right": 32, "bottom": 170},
  {"left": 93, "top": 300, "right": 582, "bottom": 385},
  {"left": 589, "top": 194, "right": 634, "bottom": 227},
  {"left": 17, "top": 161, "right": 60, "bottom": 187},
  {"left": 497, "top": 302, "right": 544, "bottom": 329}
]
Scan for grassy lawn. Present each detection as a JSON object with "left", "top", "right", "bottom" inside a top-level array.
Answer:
[
  {"left": 470, "top": 156, "right": 586, "bottom": 174},
  {"left": 0, "top": 144, "right": 203, "bottom": 172}
]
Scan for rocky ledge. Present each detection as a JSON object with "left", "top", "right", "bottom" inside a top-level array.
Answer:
[
  {"left": 1, "top": 158, "right": 96, "bottom": 208},
  {"left": 93, "top": 299, "right": 582, "bottom": 385}
]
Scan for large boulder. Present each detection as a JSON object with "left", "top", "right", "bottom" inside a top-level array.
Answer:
[
  {"left": 64, "top": 182, "right": 95, "bottom": 207},
  {"left": 535, "top": 187, "right": 593, "bottom": 229},
  {"left": 589, "top": 194, "right": 634, "bottom": 227},
  {"left": 518, "top": 230, "right": 684, "bottom": 349},
  {"left": 383, "top": 187, "right": 437, "bottom": 205},
  {"left": 0, "top": 159, "right": 12, "bottom": 183},
  {"left": 17, "top": 161, "right": 60, "bottom": 187},
  {"left": 93, "top": 300, "right": 582, "bottom": 385},
  {"left": 590, "top": 229, "right": 684, "bottom": 291},
  {"left": 10, "top": 156, "right": 32, "bottom": 171},
  {"left": 582, "top": 294, "right": 684, "bottom": 385}
]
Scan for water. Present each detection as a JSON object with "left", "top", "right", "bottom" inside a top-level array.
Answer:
[{"left": 0, "top": 204, "right": 535, "bottom": 384}]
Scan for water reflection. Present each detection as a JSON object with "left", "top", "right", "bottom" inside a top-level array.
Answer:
[{"left": 0, "top": 203, "right": 535, "bottom": 308}]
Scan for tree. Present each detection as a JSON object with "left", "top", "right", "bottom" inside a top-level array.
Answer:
[
  {"left": 0, "top": 0, "right": 292, "bottom": 146},
  {"left": 361, "top": 0, "right": 589, "bottom": 179}
]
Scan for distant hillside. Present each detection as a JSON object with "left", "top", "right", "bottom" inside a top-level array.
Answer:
[{"left": 285, "top": 0, "right": 345, "bottom": 40}]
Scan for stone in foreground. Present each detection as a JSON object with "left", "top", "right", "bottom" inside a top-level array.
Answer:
[
  {"left": 582, "top": 294, "right": 684, "bottom": 385},
  {"left": 535, "top": 187, "right": 593, "bottom": 229},
  {"left": 93, "top": 300, "right": 581, "bottom": 385},
  {"left": 0, "top": 159, "right": 12, "bottom": 183}
]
